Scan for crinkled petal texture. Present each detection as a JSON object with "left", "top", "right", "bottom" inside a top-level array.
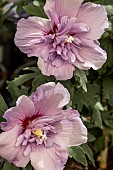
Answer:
[
  {"left": 14, "top": 17, "right": 50, "bottom": 57},
  {"left": 38, "top": 58, "right": 75, "bottom": 80},
  {"left": 0, "top": 82, "right": 87, "bottom": 170},
  {"left": 30, "top": 145, "right": 68, "bottom": 170},
  {"left": 1, "top": 95, "right": 35, "bottom": 131},
  {"left": 0, "top": 126, "right": 30, "bottom": 167},
  {"left": 44, "top": 0, "right": 84, "bottom": 19},
  {"left": 76, "top": 2, "right": 109, "bottom": 40},
  {"left": 53, "top": 109, "right": 87, "bottom": 148},
  {"left": 74, "top": 39, "right": 107, "bottom": 70},
  {"left": 30, "top": 82, "right": 70, "bottom": 115},
  {"left": 14, "top": 0, "right": 108, "bottom": 80}
]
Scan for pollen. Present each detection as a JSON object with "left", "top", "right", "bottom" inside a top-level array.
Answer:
[
  {"left": 66, "top": 36, "right": 74, "bottom": 43},
  {"left": 33, "top": 129, "right": 47, "bottom": 142}
]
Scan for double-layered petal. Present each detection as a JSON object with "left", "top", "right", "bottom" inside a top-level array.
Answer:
[
  {"left": 15, "top": 0, "right": 108, "bottom": 80},
  {"left": 0, "top": 83, "right": 87, "bottom": 170}
]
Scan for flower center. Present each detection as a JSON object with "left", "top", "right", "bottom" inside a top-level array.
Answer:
[
  {"left": 66, "top": 36, "right": 74, "bottom": 43},
  {"left": 22, "top": 113, "right": 43, "bottom": 128},
  {"left": 33, "top": 129, "right": 47, "bottom": 142}
]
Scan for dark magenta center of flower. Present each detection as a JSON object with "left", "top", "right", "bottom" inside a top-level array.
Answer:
[
  {"left": 47, "top": 24, "right": 58, "bottom": 35},
  {"left": 23, "top": 113, "right": 43, "bottom": 128}
]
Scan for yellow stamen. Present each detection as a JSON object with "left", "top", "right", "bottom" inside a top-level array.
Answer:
[
  {"left": 66, "top": 36, "right": 74, "bottom": 43},
  {"left": 33, "top": 129, "right": 47, "bottom": 142}
]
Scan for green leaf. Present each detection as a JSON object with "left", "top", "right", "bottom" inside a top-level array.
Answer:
[
  {"left": 103, "top": 77, "right": 113, "bottom": 106},
  {"left": 105, "top": 5, "right": 113, "bottom": 15},
  {"left": 106, "top": 127, "right": 113, "bottom": 136},
  {"left": 7, "top": 82, "right": 23, "bottom": 102},
  {"left": 6, "top": 67, "right": 52, "bottom": 100},
  {"left": 73, "top": 84, "right": 100, "bottom": 111},
  {"left": 74, "top": 69, "right": 88, "bottom": 92},
  {"left": 0, "top": 94, "right": 8, "bottom": 115},
  {"left": 100, "top": 0, "right": 113, "bottom": 5},
  {"left": 81, "top": 143, "right": 95, "bottom": 166},
  {"left": 0, "top": 157, "right": 4, "bottom": 168},
  {"left": 20, "top": 85, "right": 30, "bottom": 96},
  {"left": 88, "top": 132, "right": 96, "bottom": 142},
  {"left": 69, "top": 146, "right": 88, "bottom": 166},
  {"left": 16, "top": 3, "right": 24, "bottom": 15},
  {"left": 101, "top": 111, "right": 113, "bottom": 128},
  {"left": 95, "top": 102, "right": 104, "bottom": 111},
  {"left": 1, "top": 161, "right": 19, "bottom": 170},
  {"left": 60, "top": 80, "right": 74, "bottom": 100},
  {"left": 100, "top": 38, "right": 113, "bottom": 69},
  {"left": 32, "top": 76, "right": 55, "bottom": 90},
  {"left": 84, "top": 119, "right": 96, "bottom": 129},
  {"left": 32, "top": 75, "right": 47, "bottom": 92},
  {"left": 33, "top": 0, "right": 45, "bottom": 6},
  {"left": 12, "top": 73, "right": 36, "bottom": 86},
  {"left": 23, "top": 5, "right": 47, "bottom": 18},
  {"left": 23, "top": 67, "right": 40, "bottom": 73},
  {"left": 94, "top": 136, "right": 105, "bottom": 153},
  {"left": 92, "top": 106, "right": 103, "bottom": 129}
]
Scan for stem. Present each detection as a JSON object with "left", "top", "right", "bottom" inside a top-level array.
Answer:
[{"left": 98, "top": 127, "right": 109, "bottom": 170}]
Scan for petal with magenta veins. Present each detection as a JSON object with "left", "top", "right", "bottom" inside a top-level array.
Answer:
[{"left": 1, "top": 96, "right": 35, "bottom": 131}]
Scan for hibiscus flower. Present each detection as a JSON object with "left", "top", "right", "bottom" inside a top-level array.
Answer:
[
  {"left": 0, "top": 82, "right": 87, "bottom": 170},
  {"left": 15, "top": 0, "right": 108, "bottom": 80}
]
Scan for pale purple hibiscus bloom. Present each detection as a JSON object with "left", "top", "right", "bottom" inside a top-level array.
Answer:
[
  {"left": 14, "top": 0, "right": 108, "bottom": 80},
  {"left": 0, "top": 82, "right": 87, "bottom": 170}
]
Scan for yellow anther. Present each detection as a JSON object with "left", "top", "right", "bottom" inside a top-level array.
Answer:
[
  {"left": 33, "top": 129, "right": 46, "bottom": 142},
  {"left": 66, "top": 36, "right": 74, "bottom": 43}
]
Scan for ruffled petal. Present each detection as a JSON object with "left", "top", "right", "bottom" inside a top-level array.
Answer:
[
  {"left": 76, "top": 3, "right": 109, "bottom": 40},
  {"left": 38, "top": 57, "right": 75, "bottom": 80},
  {"left": 44, "top": 0, "right": 83, "bottom": 20},
  {"left": 54, "top": 109, "right": 87, "bottom": 148},
  {"left": 1, "top": 96, "right": 35, "bottom": 131},
  {"left": 44, "top": 0, "right": 55, "bottom": 13},
  {"left": 44, "top": 0, "right": 59, "bottom": 25},
  {"left": 0, "top": 126, "right": 30, "bottom": 167},
  {"left": 30, "top": 145, "right": 68, "bottom": 170},
  {"left": 76, "top": 39, "right": 107, "bottom": 70},
  {"left": 30, "top": 82, "right": 70, "bottom": 115},
  {"left": 16, "top": 95, "right": 35, "bottom": 116},
  {"left": 55, "top": 0, "right": 83, "bottom": 19},
  {"left": 15, "top": 17, "right": 50, "bottom": 57}
]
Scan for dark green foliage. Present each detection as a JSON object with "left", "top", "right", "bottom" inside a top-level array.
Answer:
[
  {"left": 74, "top": 69, "right": 88, "bottom": 92},
  {"left": 69, "top": 146, "right": 88, "bottom": 166},
  {"left": 23, "top": 5, "right": 47, "bottom": 18},
  {"left": 0, "top": 159, "right": 32, "bottom": 170},
  {"left": 103, "top": 77, "right": 113, "bottom": 106},
  {"left": 0, "top": 94, "right": 8, "bottom": 115},
  {"left": 94, "top": 136, "right": 105, "bottom": 153}
]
